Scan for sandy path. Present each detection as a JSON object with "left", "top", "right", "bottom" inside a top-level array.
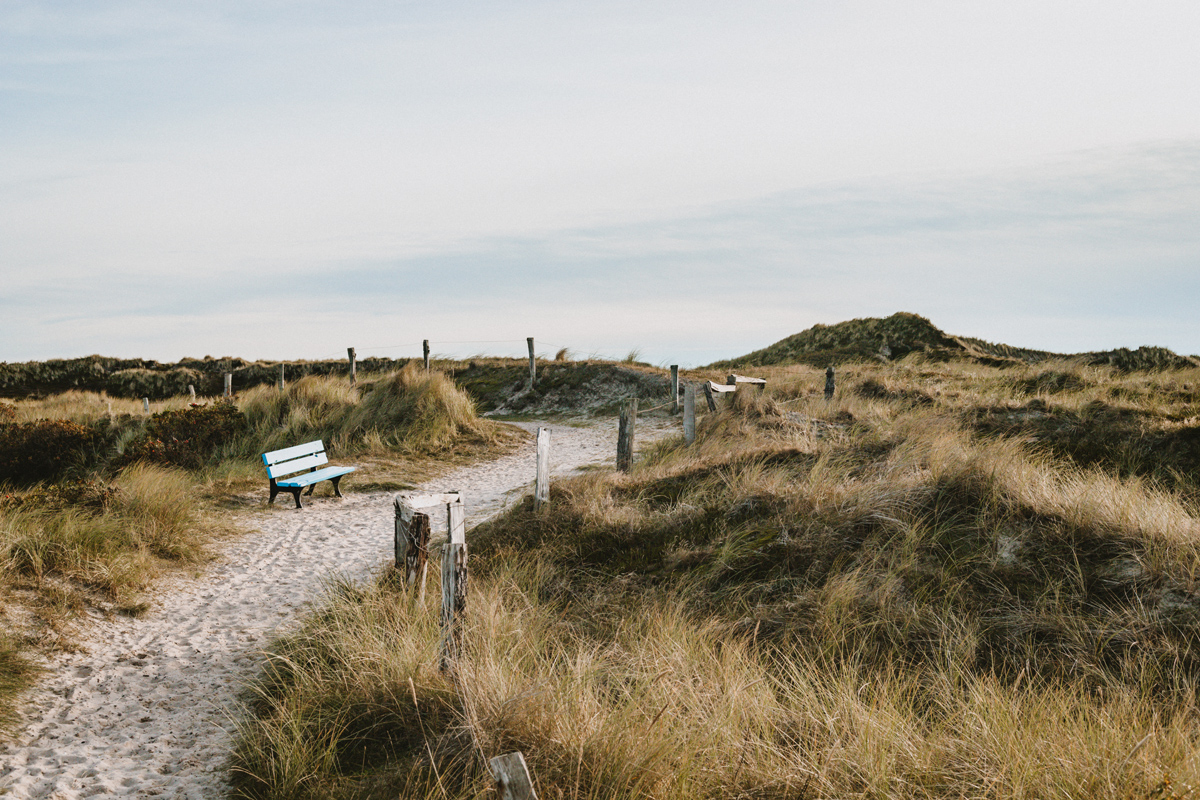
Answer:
[{"left": 0, "top": 419, "right": 675, "bottom": 798}]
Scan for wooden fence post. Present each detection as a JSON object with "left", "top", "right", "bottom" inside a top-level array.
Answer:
[
  {"left": 703, "top": 382, "right": 716, "bottom": 412},
  {"left": 683, "top": 385, "right": 696, "bottom": 444},
  {"left": 278, "top": 363, "right": 285, "bottom": 390},
  {"left": 348, "top": 348, "right": 356, "bottom": 385},
  {"left": 423, "top": 340, "right": 431, "bottom": 371},
  {"left": 535, "top": 427, "right": 550, "bottom": 508},
  {"left": 187, "top": 385, "right": 196, "bottom": 402},
  {"left": 394, "top": 500, "right": 432, "bottom": 603},
  {"left": 825, "top": 366, "right": 835, "bottom": 401},
  {"left": 440, "top": 541, "right": 468, "bottom": 672},
  {"left": 142, "top": 397, "right": 150, "bottom": 413},
  {"left": 527, "top": 337, "right": 536, "bottom": 388},
  {"left": 671, "top": 365, "right": 679, "bottom": 414},
  {"left": 224, "top": 373, "right": 232, "bottom": 398},
  {"left": 491, "top": 751, "right": 539, "bottom": 800},
  {"left": 617, "top": 398, "right": 637, "bottom": 472}
]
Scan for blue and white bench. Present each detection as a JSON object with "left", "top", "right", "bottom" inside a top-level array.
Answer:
[{"left": 262, "top": 440, "right": 355, "bottom": 508}]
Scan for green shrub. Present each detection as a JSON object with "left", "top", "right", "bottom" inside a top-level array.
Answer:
[
  {"left": 119, "top": 402, "right": 245, "bottom": 469},
  {"left": 0, "top": 419, "right": 96, "bottom": 484},
  {"left": 0, "top": 403, "right": 15, "bottom": 424}
]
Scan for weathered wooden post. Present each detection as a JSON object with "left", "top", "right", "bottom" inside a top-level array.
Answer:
[
  {"left": 535, "top": 427, "right": 550, "bottom": 508},
  {"left": 703, "top": 382, "right": 717, "bottom": 412},
  {"left": 440, "top": 501, "right": 468, "bottom": 673},
  {"left": 423, "top": 340, "right": 431, "bottom": 370},
  {"left": 394, "top": 501, "right": 432, "bottom": 603},
  {"left": 825, "top": 366, "right": 835, "bottom": 401},
  {"left": 683, "top": 385, "right": 696, "bottom": 444},
  {"left": 491, "top": 752, "right": 539, "bottom": 800},
  {"left": 142, "top": 397, "right": 150, "bottom": 413},
  {"left": 347, "top": 347, "right": 357, "bottom": 385},
  {"left": 617, "top": 397, "right": 637, "bottom": 472},
  {"left": 187, "top": 384, "right": 196, "bottom": 402},
  {"left": 278, "top": 363, "right": 285, "bottom": 390},
  {"left": 670, "top": 365, "right": 679, "bottom": 414},
  {"left": 527, "top": 337, "right": 536, "bottom": 388},
  {"left": 224, "top": 373, "right": 232, "bottom": 398}
]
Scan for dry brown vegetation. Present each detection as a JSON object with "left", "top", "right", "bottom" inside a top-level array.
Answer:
[
  {"left": 0, "top": 367, "right": 515, "bottom": 737},
  {"left": 231, "top": 356, "right": 1200, "bottom": 799}
]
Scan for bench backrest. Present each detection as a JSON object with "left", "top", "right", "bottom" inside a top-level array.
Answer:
[{"left": 262, "top": 440, "right": 330, "bottom": 479}]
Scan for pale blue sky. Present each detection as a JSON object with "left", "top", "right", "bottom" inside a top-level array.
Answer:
[{"left": 3, "top": 1, "right": 1199, "bottom": 366}]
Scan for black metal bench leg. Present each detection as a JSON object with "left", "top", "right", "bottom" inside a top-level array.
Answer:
[
  {"left": 291, "top": 488, "right": 303, "bottom": 509},
  {"left": 304, "top": 484, "right": 316, "bottom": 496},
  {"left": 269, "top": 479, "right": 279, "bottom": 505},
  {"left": 331, "top": 476, "right": 343, "bottom": 498}
]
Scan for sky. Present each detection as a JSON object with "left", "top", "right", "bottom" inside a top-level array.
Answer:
[{"left": 2, "top": 1, "right": 1199, "bottom": 367}]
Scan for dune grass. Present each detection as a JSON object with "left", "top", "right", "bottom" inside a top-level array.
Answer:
[{"left": 230, "top": 358, "right": 1200, "bottom": 799}]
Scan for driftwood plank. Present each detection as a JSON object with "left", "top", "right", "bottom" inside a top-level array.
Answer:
[{"left": 490, "top": 751, "right": 539, "bottom": 800}]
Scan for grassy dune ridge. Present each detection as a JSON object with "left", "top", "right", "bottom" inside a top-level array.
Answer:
[{"left": 230, "top": 357, "right": 1200, "bottom": 799}]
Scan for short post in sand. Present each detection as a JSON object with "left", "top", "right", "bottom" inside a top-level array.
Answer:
[
  {"left": 491, "top": 752, "right": 539, "bottom": 800},
  {"left": 527, "top": 337, "right": 536, "bottom": 388},
  {"left": 703, "top": 382, "right": 717, "bottom": 412},
  {"left": 535, "top": 427, "right": 550, "bottom": 509},
  {"left": 671, "top": 365, "right": 679, "bottom": 414},
  {"left": 394, "top": 499, "right": 432, "bottom": 603},
  {"left": 188, "top": 384, "right": 196, "bottom": 402},
  {"left": 278, "top": 363, "right": 285, "bottom": 390},
  {"left": 142, "top": 397, "right": 150, "bottom": 413},
  {"left": 441, "top": 499, "right": 468, "bottom": 673},
  {"left": 423, "top": 340, "right": 431, "bottom": 371},
  {"left": 683, "top": 385, "right": 696, "bottom": 445},
  {"left": 617, "top": 397, "right": 637, "bottom": 472},
  {"left": 347, "top": 347, "right": 356, "bottom": 386},
  {"left": 825, "top": 366, "right": 835, "bottom": 401},
  {"left": 224, "top": 373, "right": 232, "bottom": 398}
]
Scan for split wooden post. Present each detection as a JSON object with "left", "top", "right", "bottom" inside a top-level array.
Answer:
[
  {"left": 187, "top": 385, "right": 196, "bottom": 402},
  {"left": 670, "top": 365, "right": 679, "bottom": 414},
  {"left": 224, "top": 373, "right": 232, "bottom": 398},
  {"left": 825, "top": 366, "right": 835, "bottom": 401},
  {"left": 491, "top": 751, "right": 539, "bottom": 800},
  {"left": 278, "top": 363, "right": 285, "bottom": 390},
  {"left": 683, "top": 385, "right": 696, "bottom": 444},
  {"left": 617, "top": 397, "right": 637, "bottom": 472},
  {"left": 394, "top": 501, "right": 432, "bottom": 603},
  {"left": 535, "top": 427, "right": 550, "bottom": 508},
  {"left": 142, "top": 397, "right": 150, "bottom": 413},
  {"left": 703, "top": 382, "right": 716, "bottom": 412},
  {"left": 423, "top": 340, "right": 431, "bottom": 370},
  {"left": 347, "top": 347, "right": 357, "bottom": 385},
  {"left": 527, "top": 337, "right": 536, "bottom": 388}
]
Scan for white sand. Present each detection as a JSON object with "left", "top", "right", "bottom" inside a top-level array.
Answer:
[{"left": 0, "top": 418, "right": 675, "bottom": 798}]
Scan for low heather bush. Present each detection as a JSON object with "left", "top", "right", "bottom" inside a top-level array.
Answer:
[
  {"left": 0, "top": 419, "right": 96, "bottom": 484},
  {"left": 119, "top": 402, "right": 244, "bottom": 469}
]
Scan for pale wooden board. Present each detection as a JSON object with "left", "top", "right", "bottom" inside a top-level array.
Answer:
[{"left": 490, "top": 751, "right": 538, "bottom": 800}]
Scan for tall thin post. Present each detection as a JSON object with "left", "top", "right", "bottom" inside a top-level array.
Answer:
[
  {"left": 703, "top": 382, "right": 716, "bottom": 412},
  {"left": 142, "top": 397, "right": 150, "bottom": 413},
  {"left": 527, "top": 337, "right": 536, "bottom": 388},
  {"left": 224, "top": 373, "right": 232, "bottom": 398},
  {"left": 440, "top": 542, "right": 468, "bottom": 673},
  {"left": 423, "top": 340, "right": 431, "bottom": 371},
  {"left": 347, "top": 347, "right": 356, "bottom": 385},
  {"left": 617, "top": 397, "right": 637, "bottom": 472},
  {"left": 535, "top": 427, "right": 550, "bottom": 508},
  {"left": 683, "top": 385, "right": 696, "bottom": 444},
  {"left": 187, "top": 384, "right": 196, "bottom": 403},
  {"left": 825, "top": 366, "right": 835, "bottom": 401},
  {"left": 670, "top": 365, "right": 679, "bottom": 414},
  {"left": 278, "top": 363, "right": 285, "bottom": 390}
]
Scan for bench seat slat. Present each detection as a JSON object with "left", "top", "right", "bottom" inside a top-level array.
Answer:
[
  {"left": 262, "top": 439, "right": 327, "bottom": 466},
  {"left": 276, "top": 465, "right": 356, "bottom": 488},
  {"left": 265, "top": 452, "right": 329, "bottom": 479}
]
